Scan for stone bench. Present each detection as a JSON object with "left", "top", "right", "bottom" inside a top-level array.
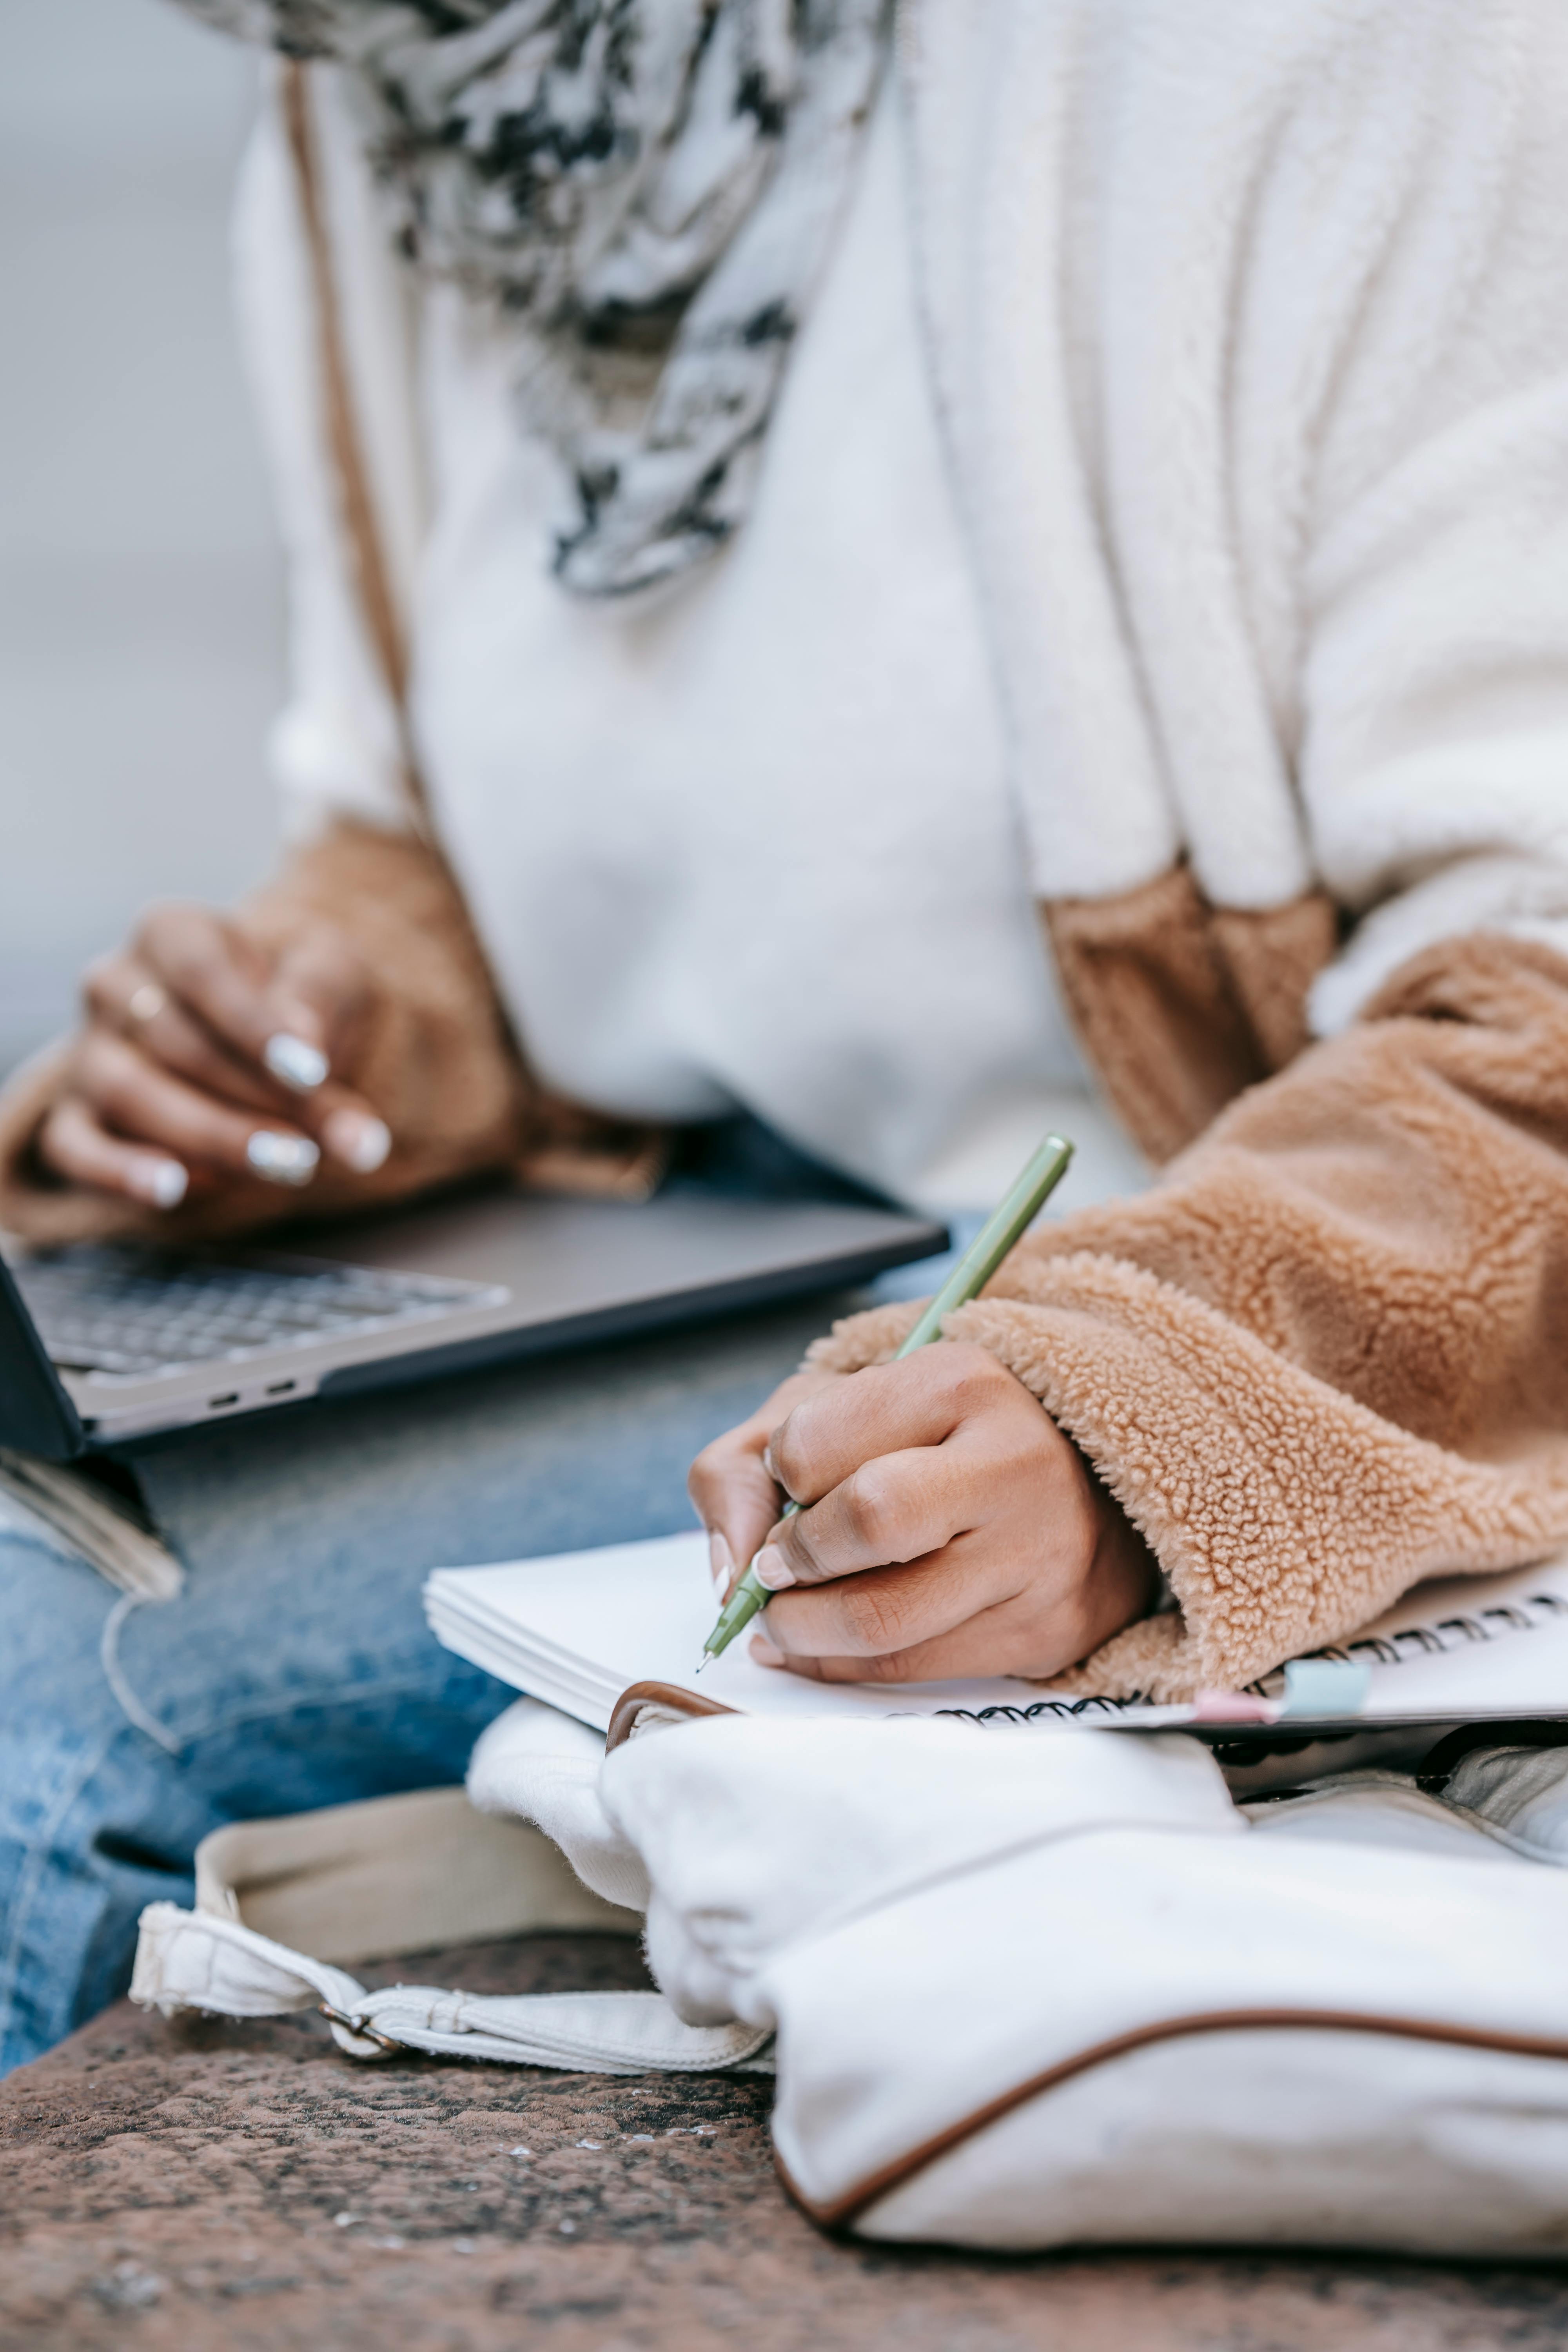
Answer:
[{"left": 5, "top": 1931, "right": 1567, "bottom": 2351}]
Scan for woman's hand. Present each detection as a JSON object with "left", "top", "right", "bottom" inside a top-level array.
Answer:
[
  {"left": 688, "top": 1344, "right": 1158, "bottom": 1684},
  {"left": 37, "top": 901, "right": 393, "bottom": 1212}
]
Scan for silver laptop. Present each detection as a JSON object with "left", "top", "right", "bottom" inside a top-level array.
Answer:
[{"left": 0, "top": 1183, "right": 946, "bottom": 1460}]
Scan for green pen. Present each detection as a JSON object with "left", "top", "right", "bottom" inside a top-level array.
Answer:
[{"left": 697, "top": 1130, "right": 1075, "bottom": 1671}]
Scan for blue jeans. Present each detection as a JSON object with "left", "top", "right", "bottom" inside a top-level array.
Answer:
[{"left": 0, "top": 1125, "right": 942, "bottom": 2075}]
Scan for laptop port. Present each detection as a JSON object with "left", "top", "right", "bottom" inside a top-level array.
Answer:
[
  {"left": 265, "top": 1378, "right": 297, "bottom": 1397},
  {"left": 207, "top": 1392, "right": 240, "bottom": 1409}
]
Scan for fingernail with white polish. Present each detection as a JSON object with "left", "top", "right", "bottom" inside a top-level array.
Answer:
[
  {"left": 708, "top": 1530, "right": 733, "bottom": 1594},
  {"left": 130, "top": 1156, "right": 189, "bottom": 1210},
  {"left": 750, "top": 1634, "right": 786, "bottom": 1667},
  {"left": 247, "top": 1130, "right": 320, "bottom": 1187},
  {"left": 752, "top": 1544, "right": 796, "bottom": 1592},
  {"left": 263, "top": 1032, "right": 329, "bottom": 1091},
  {"left": 323, "top": 1108, "right": 392, "bottom": 1174}
]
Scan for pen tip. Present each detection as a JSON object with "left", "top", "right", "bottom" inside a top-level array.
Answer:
[{"left": 694, "top": 1654, "right": 711, "bottom": 1675}]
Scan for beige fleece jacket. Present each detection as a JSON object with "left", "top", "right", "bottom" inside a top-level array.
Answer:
[{"left": 807, "top": 934, "right": 1568, "bottom": 1698}]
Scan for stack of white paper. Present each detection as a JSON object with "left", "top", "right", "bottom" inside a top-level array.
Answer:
[
  {"left": 423, "top": 1530, "right": 1127, "bottom": 1731},
  {"left": 425, "top": 1532, "right": 1568, "bottom": 1738}
]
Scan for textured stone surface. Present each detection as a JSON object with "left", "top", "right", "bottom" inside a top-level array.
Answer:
[{"left": 6, "top": 1933, "right": 1568, "bottom": 2351}]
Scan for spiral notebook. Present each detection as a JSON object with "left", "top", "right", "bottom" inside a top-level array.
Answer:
[{"left": 425, "top": 1532, "right": 1568, "bottom": 1737}]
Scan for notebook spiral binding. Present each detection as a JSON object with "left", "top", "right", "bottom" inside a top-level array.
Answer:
[{"left": 934, "top": 1588, "right": 1568, "bottom": 1726}]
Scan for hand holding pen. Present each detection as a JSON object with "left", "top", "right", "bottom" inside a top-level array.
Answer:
[{"left": 689, "top": 1133, "right": 1159, "bottom": 1686}]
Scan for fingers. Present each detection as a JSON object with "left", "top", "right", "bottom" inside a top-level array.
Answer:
[
  {"left": 132, "top": 901, "right": 382, "bottom": 1140},
  {"left": 767, "top": 1348, "right": 1026, "bottom": 1507},
  {"left": 40, "top": 1096, "right": 192, "bottom": 1211},
  {"left": 698, "top": 1344, "right": 1160, "bottom": 1686},
  {"left": 48, "top": 899, "right": 390, "bottom": 1218},
  {"left": 705, "top": 1453, "right": 780, "bottom": 1601},
  {"left": 755, "top": 1348, "right": 1054, "bottom": 1593},
  {"left": 754, "top": 1538, "right": 1025, "bottom": 1675},
  {"left": 85, "top": 919, "right": 391, "bottom": 1177},
  {"left": 131, "top": 903, "right": 305, "bottom": 1074},
  {"left": 83, "top": 951, "right": 289, "bottom": 1122},
  {"left": 61, "top": 1031, "right": 321, "bottom": 1193},
  {"left": 758, "top": 1442, "right": 1000, "bottom": 1589},
  {"left": 270, "top": 931, "right": 389, "bottom": 1168},
  {"left": 687, "top": 1368, "right": 844, "bottom": 1597},
  {"left": 750, "top": 1459, "right": 1161, "bottom": 1688},
  {"left": 272, "top": 924, "right": 373, "bottom": 1058},
  {"left": 132, "top": 901, "right": 365, "bottom": 1080}
]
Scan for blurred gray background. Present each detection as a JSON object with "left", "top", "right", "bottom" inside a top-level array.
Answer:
[{"left": 0, "top": 0, "right": 282, "bottom": 1080}]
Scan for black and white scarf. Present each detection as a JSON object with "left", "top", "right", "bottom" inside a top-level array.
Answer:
[{"left": 177, "top": 1, "right": 889, "bottom": 595}]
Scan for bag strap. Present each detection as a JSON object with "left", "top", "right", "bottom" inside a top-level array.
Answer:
[
  {"left": 280, "top": 58, "right": 429, "bottom": 840},
  {"left": 131, "top": 1900, "right": 773, "bottom": 2073},
  {"left": 131, "top": 1783, "right": 773, "bottom": 2071}
]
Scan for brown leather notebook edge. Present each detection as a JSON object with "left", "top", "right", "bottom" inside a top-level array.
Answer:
[{"left": 606, "top": 1680, "right": 740, "bottom": 1753}]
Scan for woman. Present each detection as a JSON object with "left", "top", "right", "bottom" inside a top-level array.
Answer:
[{"left": 4, "top": 0, "right": 1568, "bottom": 2071}]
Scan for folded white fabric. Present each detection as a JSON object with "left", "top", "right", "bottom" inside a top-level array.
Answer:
[
  {"left": 485, "top": 1705, "right": 1568, "bottom": 2252},
  {"left": 131, "top": 1702, "right": 1568, "bottom": 2253},
  {"left": 598, "top": 1712, "right": 1240, "bottom": 2028},
  {"left": 1443, "top": 1744, "right": 1568, "bottom": 1861},
  {"left": 468, "top": 1698, "right": 652, "bottom": 1912}
]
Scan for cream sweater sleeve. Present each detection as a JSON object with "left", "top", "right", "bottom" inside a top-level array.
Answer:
[
  {"left": 907, "top": 0, "right": 1568, "bottom": 1004},
  {"left": 1286, "top": 2, "right": 1568, "bottom": 1030}
]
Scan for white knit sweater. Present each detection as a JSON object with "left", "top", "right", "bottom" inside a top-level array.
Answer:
[{"left": 233, "top": 0, "right": 1568, "bottom": 1201}]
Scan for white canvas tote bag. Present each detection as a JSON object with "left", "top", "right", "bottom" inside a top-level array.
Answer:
[{"left": 132, "top": 1700, "right": 1568, "bottom": 2254}]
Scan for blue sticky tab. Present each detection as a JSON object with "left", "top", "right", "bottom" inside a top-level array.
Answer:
[{"left": 1278, "top": 1659, "right": 1373, "bottom": 1720}]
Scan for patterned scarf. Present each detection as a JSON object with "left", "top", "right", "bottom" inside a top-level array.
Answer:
[{"left": 176, "top": 1, "right": 889, "bottom": 595}]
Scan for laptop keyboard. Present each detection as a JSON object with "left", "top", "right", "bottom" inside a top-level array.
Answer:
[{"left": 13, "top": 1247, "right": 505, "bottom": 1381}]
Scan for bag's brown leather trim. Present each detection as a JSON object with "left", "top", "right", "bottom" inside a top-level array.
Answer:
[
  {"left": 783, "top": 2005, "right": 1568, "bottom": 2231},
  {"left": 281, "top": 58, "right": 426, "bottom": 833},
  {"left": 606, "top": 1681, "right": 740, "bottom": 1753}
]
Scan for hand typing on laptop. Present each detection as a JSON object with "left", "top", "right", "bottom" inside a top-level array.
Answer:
[
  {"left": 689, "top": 1346, "right": 1157, "bottom": 1686},
  {"left": 2, "top": 828, "right": 582, "bottom": 1249},
  {"left": 36, "top": 900, "right": 393, "bottom": 1215}
]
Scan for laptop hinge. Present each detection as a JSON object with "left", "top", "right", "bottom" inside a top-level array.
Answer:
[{"left": 0, "top": 1250, "right": 89, "bottom": 1461}]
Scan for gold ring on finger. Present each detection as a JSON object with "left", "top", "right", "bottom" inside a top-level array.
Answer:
[{"left": 127, "top": 982, "right": 167, "bottom": 1027}]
